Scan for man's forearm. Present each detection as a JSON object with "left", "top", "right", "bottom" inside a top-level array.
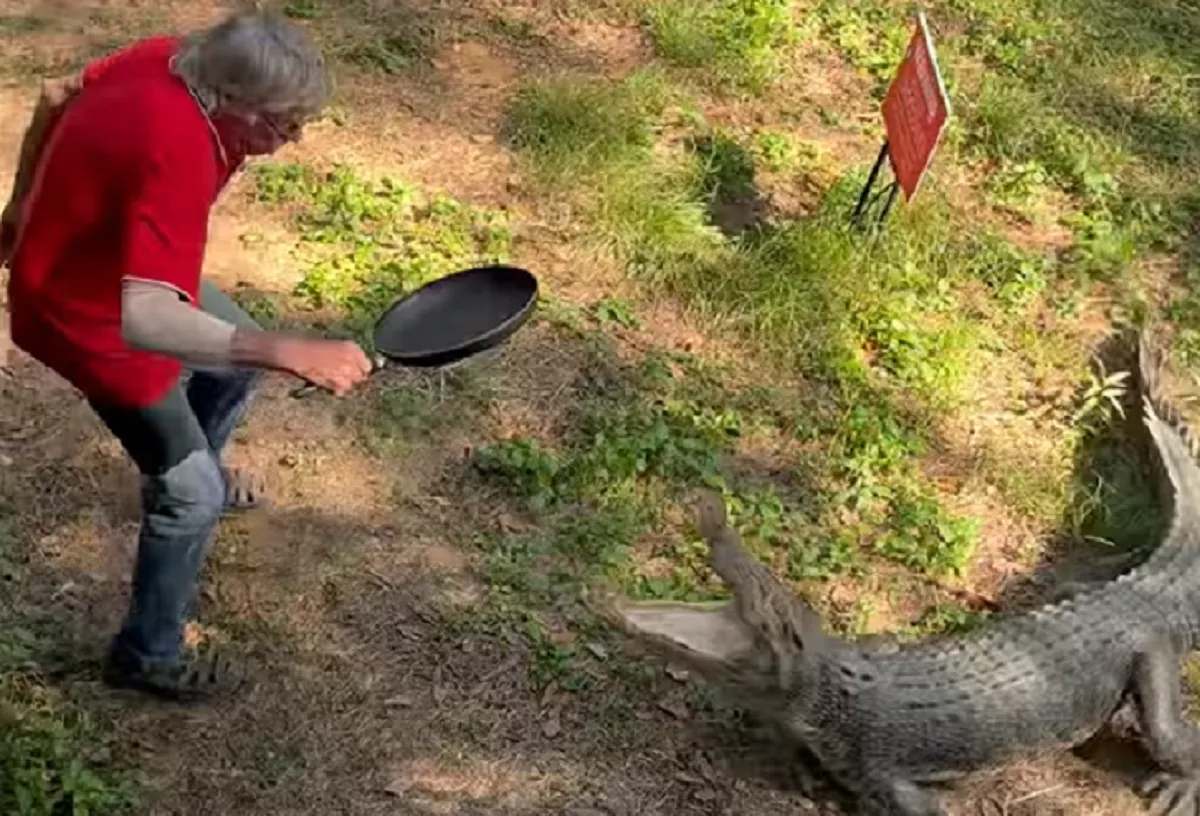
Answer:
[
  {"left": 122, "top": 280, "right": 236, "bottom": 366},
  {"left": 122, "top": 279, "right": 302, "bottom": 373},
  {"left": 229, "top": 326, "right": 303, "bottom": 372}
]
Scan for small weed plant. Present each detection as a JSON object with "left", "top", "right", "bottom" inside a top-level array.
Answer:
[
  {"left": 1, "top": 559, "right": 136, "bottom": 816},
  {"left": 644, "top": 0, "right": 797, "bottom": 93},
  {"left": 1, "top": 671, "right": 137, "bottom": 816},
  {"left": 503, "top": 70, "right": 672, "bottom": 185},
  {"left": 250, "top": 162, "right": 511, "bottom": 339}
]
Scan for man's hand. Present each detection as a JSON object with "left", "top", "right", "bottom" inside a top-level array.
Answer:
[
  {"left": 280, "top": 338, "right": 373, "bottom": 396},
  {"left": 229, "top": 330, "right": 373, "bottom": 395}
]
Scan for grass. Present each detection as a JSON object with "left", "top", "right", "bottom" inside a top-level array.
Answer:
[
  {"left": 1, "top": 505, "right": 137, "bottom": 816},
  {"left": 502, "top": 69, "right": 673, "bottom": 185},
  {"left": 490, "top": 0, "right": 1198, "bottom": 643},
  {"left": 4, "top": 0, "right": 1199, "bottom": 810},
  {"left": 643, "top": 0, "right": 798, "bottom": 93},
  {"left": 473, "top": 329, "right": 981, "bottom": 605},
  {"left": 0, "top": 670, "right": 137, "bottom": 816},
  {"left": 249, "top": 162, "right": 511, "bottom": 339}
]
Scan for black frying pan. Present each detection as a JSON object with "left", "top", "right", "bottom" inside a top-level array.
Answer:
[{"left": 290, "top": 264, "right": 539, "bottom": 398}]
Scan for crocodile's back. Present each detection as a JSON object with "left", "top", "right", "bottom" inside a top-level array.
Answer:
[
  {"left": 809, "top": 580, "right": 1167, "bottom": 782},
  {"left": 631, "top": 334, "right": 1200, "bottom": 812}
]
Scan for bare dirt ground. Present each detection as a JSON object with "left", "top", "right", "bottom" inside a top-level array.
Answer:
[{"left": 0, "top": 1, "right": 1179, "bottom": 814}]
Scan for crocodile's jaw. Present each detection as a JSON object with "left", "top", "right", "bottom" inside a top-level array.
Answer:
[
  {"left": 611, "top": 600, "right": 770, "bottom": 683},
  {"left": 613, "top": 600, "right": 754, "bottom": 657}
]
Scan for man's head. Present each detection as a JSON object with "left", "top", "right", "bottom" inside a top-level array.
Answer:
[{"left": 172, "top": 10, "right": 330, "bottom": 155}]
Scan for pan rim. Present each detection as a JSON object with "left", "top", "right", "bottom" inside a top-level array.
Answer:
[{"left": 370, "top": 263, "right": 539, "bottom": 365}]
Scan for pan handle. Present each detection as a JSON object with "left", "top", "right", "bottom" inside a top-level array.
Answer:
[{"left": 289, "top": 354, "right": 387, "bottom": 399}]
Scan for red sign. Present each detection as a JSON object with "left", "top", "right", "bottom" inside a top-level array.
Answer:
[{"left": 881, "top": 12, "right": 951, "bottom": 201}]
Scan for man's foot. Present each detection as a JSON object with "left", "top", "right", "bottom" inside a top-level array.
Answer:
[
  {"left": 220, "top": 466, "right": 267, "bottom": 515},
  {"left": 102, "top": 643, "right": 246, "bottom": 702}
]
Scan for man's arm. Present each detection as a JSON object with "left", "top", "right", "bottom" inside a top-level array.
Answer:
[
  {"left": 121, "top": 280, "right": 238, "bottom": 367},
  {"left": 121, "top": 280, "right": 371, "bottom": 393},
  {"left": 119, "top": 107, "right": 370, "bottom": 394},
  {"left": 122, "top": 280, "right": 303, "bottom": 371}
]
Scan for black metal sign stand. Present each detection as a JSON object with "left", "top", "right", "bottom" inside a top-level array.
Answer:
[{"left": 850, "top": 141, "right": 900, "bottom": 229}]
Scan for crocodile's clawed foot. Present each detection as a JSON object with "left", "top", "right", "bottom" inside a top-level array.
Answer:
[
  {"left": 976, "top": 794, "right": 1006, "bottom": 816},
  {"left": 1141, "top": 772, "right": 1200, "bottom": 816},
  {"left": 784, "top": 758, "right": 822, "bottom": 799}
]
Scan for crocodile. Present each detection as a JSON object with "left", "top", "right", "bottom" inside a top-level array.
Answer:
[{"left": 607, "top": 332, "right": 1200, "bottom": 816}]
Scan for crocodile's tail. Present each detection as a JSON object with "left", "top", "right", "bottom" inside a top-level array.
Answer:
[
  {"left": 1138, "top": 331, "right": 1200, "bottom": 456},
  {"left": 1135, "top": 328, "right": 1200, "bottom": 566}
]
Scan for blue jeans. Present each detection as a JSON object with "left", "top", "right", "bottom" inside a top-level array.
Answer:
[{"left": 89, "top": 281, "right": 262, "bottom": 668}]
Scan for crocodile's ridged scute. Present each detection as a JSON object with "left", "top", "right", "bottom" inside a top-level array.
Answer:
[{"left": 623, "top": 329, "right": 1200, "bottom": 816}]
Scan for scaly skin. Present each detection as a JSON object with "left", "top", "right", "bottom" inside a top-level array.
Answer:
[{"left": 612, "top": 331, "right": 1200, "bottom": 816}]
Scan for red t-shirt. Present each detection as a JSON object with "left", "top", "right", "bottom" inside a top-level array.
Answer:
[{"left": 7, "top": 35, "right": 245, "bottom": 408}]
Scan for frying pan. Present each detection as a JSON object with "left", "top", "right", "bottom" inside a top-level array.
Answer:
[{"left": 290, "top": 264, "right": 539, "bottom": 398}]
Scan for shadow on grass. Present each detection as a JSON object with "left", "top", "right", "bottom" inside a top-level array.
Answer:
[
  {"left": 269, "top": 0, "right": 631, "bottom": 93},
  {"left": 0, "top": 352, "right": 822, "bottom": 814},
  {"left": 991, "top": 331, "right": 1168, "bottom": 610},
  {"left": 3, "top": 310, "right": 1185, "bottom": 815},
  {"left": 689, "top": 132, "right": 771, "bottom": 237},
  {"left": 1061, "top": 77, "right": 1200, "bottom": 171},
  {"left": 962, "top": 0, "right": 1200, "bottom": 203},
  {"left": 1053, "top": 0, "right": 1200, "bottom": 83}
]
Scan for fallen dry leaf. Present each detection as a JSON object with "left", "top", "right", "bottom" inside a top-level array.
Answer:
[
  {"left": 432, "top": 666, "right": 448, "bottom": 704},
  {"left": 665, "top": 664, "right": 690, "bottom": 682},
  {"left": 547, "top": 627, "right": 575, "bottom": 647},
  {"left": 384, "top": 779, "right": 411, "bottom": 797},
  {"left": 497, "top": 512, "right": 524, "bottom": 533},
  {"left": 657, "top": 698, "right": 690, "bottom": 720},
  {"left": 541, "top": 713, "right": 562, "bottom": 739}
]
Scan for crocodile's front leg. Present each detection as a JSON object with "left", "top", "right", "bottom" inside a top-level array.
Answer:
[
  {"left": 1131, "top": 644, "right": 1200, "bottom": 815},
  {"left": 856, "top": 778, "right": 947, "bottom": 816}
]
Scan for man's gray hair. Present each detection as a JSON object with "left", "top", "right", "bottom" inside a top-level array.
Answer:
[{"left": 172, "top": 10, "right": 330, "bottom": 118}]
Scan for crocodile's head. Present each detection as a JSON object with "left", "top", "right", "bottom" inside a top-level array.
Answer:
[
  {"left": 605, "top": 492, "right": 829, "bottom": 717},
  {"left": 608, "top": 598, "right": 772, "bottom": 685},
  {"left": 607, "top": 597, "right": 828, "bottom": 707}
]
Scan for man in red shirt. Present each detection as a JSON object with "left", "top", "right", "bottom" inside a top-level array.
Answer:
[{"left": 1, "top": 11, "right": 372, "bottom": 701}]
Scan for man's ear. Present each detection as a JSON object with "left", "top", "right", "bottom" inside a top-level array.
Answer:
[{"left": 607, "top": 599, "right": 760, "bottom": 673}]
